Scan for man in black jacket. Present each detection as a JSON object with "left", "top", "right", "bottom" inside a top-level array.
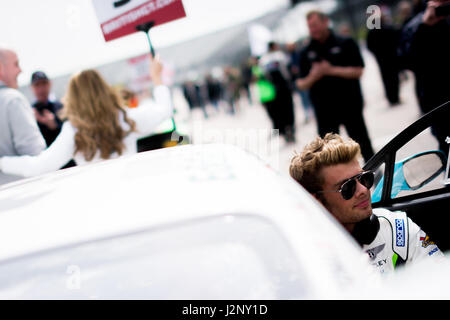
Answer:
[
  {"left": 367, "top": 8, "right": 401, "bottom": 106},
  {"left": 31, "top": 71, "right": 63, "bottom": 147},
  {"left": 296, "top": 10, "right": 374, "bottom": 162},
  {"left": 398, "top": 0, "right": 450, "bottom": 155}
]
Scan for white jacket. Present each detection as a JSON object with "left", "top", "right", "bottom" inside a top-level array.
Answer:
[
  {"left": 362, "top": 208, "right": 444, "bottom": 274},
  {"left": 0, "top": 85, "right": 172, "bottom": 178}
]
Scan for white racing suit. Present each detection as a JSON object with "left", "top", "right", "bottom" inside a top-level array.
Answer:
[{"left": 353, "top": 208, "right": 444, "bottom": 274}]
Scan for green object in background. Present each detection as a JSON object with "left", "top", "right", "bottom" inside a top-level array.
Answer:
[
  {"left": 252, "top": 65, "right": 276, "bottom": 103},
  {"left": 257, "top": 80, "right": 276, "bottom": 103}
]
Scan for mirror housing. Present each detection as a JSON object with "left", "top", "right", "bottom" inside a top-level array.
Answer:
[
  {"left": 372, "top": 150, "right": 447, "bottom": 203},
  {"left": 402, "top": 151, "right": 446, "bottom": 190}
]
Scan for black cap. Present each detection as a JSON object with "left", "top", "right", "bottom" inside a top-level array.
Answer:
[{"left": 31, "top": 71, "right": 49, "bottom": 84}]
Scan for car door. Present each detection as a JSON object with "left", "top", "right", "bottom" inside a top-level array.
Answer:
[{"left": 363, "top": 101, "right": 450, "bottom": 251}]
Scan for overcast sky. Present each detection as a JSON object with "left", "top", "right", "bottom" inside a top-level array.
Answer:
[{"left": 0, "top": 0, "right": 289, "bottom": 86}]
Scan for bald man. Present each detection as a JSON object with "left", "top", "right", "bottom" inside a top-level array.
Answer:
[{"left": 0, "top": 47, "right": 45, "bottom": 184}]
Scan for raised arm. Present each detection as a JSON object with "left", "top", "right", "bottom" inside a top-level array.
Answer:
[{"left": 128, "top": 55, "right": 173, "bottom": 138}]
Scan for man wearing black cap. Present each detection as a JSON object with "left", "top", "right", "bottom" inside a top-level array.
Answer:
[{"left": 31, "top": 71, "right": 63, "bottom": 146}]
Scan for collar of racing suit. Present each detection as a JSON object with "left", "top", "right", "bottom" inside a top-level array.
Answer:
[{"left": 351, "top": 213, "right": 380, "bottom": 247}]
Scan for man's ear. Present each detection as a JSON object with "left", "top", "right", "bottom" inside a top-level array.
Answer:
[
  {"left": 312, "top": 192, "right": 328, "bottom": 208},
  {"left": 312, "top": 192, "right": 325, "bottom": 205}
]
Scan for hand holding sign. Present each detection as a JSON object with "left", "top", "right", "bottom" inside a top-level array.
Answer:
[
  {"left": 136, "top": 21, "right": 156, "bottom": 57},
  {"left": 91, "top": 0, "right": 183, "bottom": 132},
  {"left": 150, "top": 54, "right": 163, "bottom": 85}
]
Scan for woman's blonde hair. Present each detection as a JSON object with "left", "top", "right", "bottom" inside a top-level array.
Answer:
[
  {"left": 61, "top": 69, "right": 136, "bottom": 161},
  {"left": 289, "top": 133, "right": 361, "bottom": 194}
]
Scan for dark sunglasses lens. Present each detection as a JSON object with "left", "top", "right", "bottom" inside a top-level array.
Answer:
[
  {"left": 341, "top": 179, "right": 356, "bottom": 200},
  {"left": 359, "top": 171, "right": 374, "bottom": 189}
]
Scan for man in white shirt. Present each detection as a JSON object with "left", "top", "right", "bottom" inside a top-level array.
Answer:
[
  {"left": 0, "top": 47, "right": 46, "bottom": 184},
  {"left": 289, "top": 133, "right": 444, "bottom": 274}
]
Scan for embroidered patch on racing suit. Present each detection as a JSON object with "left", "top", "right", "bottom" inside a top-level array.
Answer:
[
  {"left": 395, "top": 219, "right": 405, "bottom": 247},
  {"left": 420, "top": 235, "right": 436, "bottom": 248}
]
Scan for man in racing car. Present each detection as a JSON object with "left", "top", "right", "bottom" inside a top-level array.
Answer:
[{"left": 289, "top": 133, "right": 444, "bottom": 273}]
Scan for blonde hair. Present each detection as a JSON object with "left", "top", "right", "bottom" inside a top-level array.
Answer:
[
  {"left": 61, "top": 69, "right": 136, "bottom": 161},
  {"left": 289, "top": 133, "right": 361, "bottom": 194}
]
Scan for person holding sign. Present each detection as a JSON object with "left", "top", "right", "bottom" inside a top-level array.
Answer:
[{"left": 0, "top": 55, "right": 173, "bottom": 177}]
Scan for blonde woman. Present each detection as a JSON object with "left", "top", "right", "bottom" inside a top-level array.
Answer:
[{"left": 0, "top": 55, "right": 173, "bottom": 177}]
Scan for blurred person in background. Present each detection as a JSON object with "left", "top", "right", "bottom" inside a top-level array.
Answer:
[
  {"left": 250, "top": 55, "right": 280, "bottom": 132},
  {"left": 397, "top": 0, "right": 415, "bottom": 28},
  {"left": 259, "top": 41, "right": 296, "bottom": 143},
  {"left": 413, "top": 0, "right": 427, "bottom": 15},
  {"left": 398, "top": 0, "right": 450, "bottom": 155},
  {"left": 367, "top": 6, "right": 401, "bottom": 107},
  {"left": 0, "top": 46, "right": 45, "bottom": 185},
  {"left": 120, "top": 88, "right": 139, "bottom": 109},
  {"left": 286, "top": 41, "right": 314, "bottom": 124},
  {"left": 0, "top": 55, "right": 173, "bottom": 178},
  {"left": 240, "top": 58, "right": 254, "bottom": 105},
  {"left": 182, "top": 78, "right": 208, "bottom": 119},
  {"left": 223, "top": 66, "right": 242, "bottom": 115},
  {"left": 30, "top": 71, "right": 64, "bottom": 146},
  {"left": 205, "top": 73, "right": 222, "bottom": 113},
  {"left": 395, "top": 1, "right": 415, "bottom": 82},
  {"left": 296, "top": 10, "right": 375, "bottom": 163},
  {"left": 337, "top": 22, "right": 353, "bottom": 37}
]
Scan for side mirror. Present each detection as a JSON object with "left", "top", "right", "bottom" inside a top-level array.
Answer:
[
  {"left": 401, "top": 151, "right": 446, "bottom": 190},
  {"left": 372, "top": 150, "right": 447, "bottom": 202},
  {"left": 444, "top": 137, "right": 450, "bottom": 185}
]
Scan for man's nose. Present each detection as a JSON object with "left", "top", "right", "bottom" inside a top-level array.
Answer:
[{"left": 355, "top": 179, "right": 370, "bottom": 197}]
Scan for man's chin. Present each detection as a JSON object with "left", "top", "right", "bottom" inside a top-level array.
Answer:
[
  {"left": 352, "top": 202, "right": 372, "bottom": 219},
  {"left": 358, "top": 206, "right": 373, "bottom": 220}
]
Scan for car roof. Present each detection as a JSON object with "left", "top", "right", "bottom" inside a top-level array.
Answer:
[{"left": 0, "top": 144, "right": 374, "bottom": 296}]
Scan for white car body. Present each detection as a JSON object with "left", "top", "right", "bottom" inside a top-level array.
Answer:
[{"left": 0, "top": 144, "right": 378, "bottom": 299}]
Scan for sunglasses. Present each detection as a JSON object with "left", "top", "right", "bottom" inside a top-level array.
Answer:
[{"left": 317, "top": 170, "right": 374, "bottom": 200}]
